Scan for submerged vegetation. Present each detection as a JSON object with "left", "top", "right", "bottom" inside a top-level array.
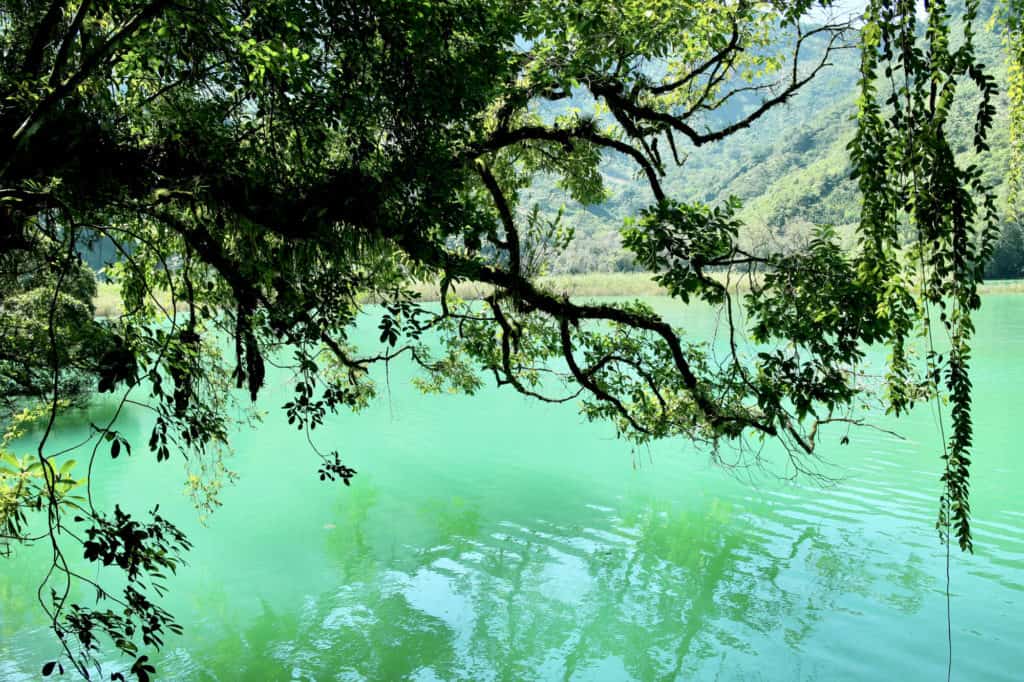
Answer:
[{"left": 0, "top": 0, "right": 1021, "bottom": 678}]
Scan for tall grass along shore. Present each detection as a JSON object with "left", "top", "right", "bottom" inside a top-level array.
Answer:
[{"left": 94, "top": 274, "right": 1024, "bottom": 317}]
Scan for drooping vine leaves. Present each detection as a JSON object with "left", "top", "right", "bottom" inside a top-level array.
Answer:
[{"left": 850, "top": 0, "right": 1001, "bottom": 552}]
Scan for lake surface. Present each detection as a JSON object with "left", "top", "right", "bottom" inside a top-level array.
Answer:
[{"left": 2, "top": 296, "right": 1023, "bottom": 681}]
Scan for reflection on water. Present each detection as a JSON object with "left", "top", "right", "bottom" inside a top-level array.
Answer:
[{"left": 160, "top": 491, "right": 941, "bottom": 682}]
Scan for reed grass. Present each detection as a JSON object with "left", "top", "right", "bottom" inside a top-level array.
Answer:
[
  {"left": 978, "top": 279, "right": 1024, "bottom": 294},
  {"left": 93, "top": 282, "right": 179, "bottom": 318},
  {"left": 93, "top": 282, "right": 123, "bottom": 318},
  {"left": 406, "top": 271, "right": 761, "bottom": 301},
  {"left": 94, "top": 273, "right": 1024, "bottom": 316}
]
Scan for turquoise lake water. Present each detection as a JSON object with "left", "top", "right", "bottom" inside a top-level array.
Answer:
[{"left": 1, "top": 296, "right": 1022, "bottom": 680}]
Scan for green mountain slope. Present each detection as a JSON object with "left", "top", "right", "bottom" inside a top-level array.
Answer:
[{"left": 543, "top": 1, "right": 1017, "bottom": 276}]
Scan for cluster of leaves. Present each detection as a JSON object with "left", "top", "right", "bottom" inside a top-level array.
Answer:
[
  {"left": 745, "top": 227, "right": 894, "bottom": 422},
  {"left": 0, "top": 408, "right": 83, "bottom": 556},
  {"left": 623, "top": 197, "right": 744, "bottom": 304},
  {"left": 316, "top": 451, "right": 356, "bottom": 486},
  {"left": 66, "top": 505, "right": 191, "bottom": 657}
]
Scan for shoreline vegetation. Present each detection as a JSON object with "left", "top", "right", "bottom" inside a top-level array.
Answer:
[{"left": 93, "top": 273, "right": 1024, "bottom": 318}]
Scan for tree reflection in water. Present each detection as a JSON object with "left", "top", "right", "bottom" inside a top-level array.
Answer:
[{"left": 174, "top": 490, "right": 934, "bottom": 681}]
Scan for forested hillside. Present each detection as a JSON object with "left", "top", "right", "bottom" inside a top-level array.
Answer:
[{"left": 538, "top": 0, "right": 1019, "bottom": 276}]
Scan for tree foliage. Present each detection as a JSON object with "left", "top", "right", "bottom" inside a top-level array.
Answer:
[
  {"left": 0, "top": 242, "right": 106, "bottom": 412},
  {"left": 0, "top": 0, "right": 1005, "bottom": 677},
  {"left": 1003, "top": 0, "right": 1024, "bottom": 211}
]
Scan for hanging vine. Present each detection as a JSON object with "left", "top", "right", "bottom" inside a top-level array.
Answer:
[{"left": 851, "top": 0, "right": 1000, "bottom": 554}]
